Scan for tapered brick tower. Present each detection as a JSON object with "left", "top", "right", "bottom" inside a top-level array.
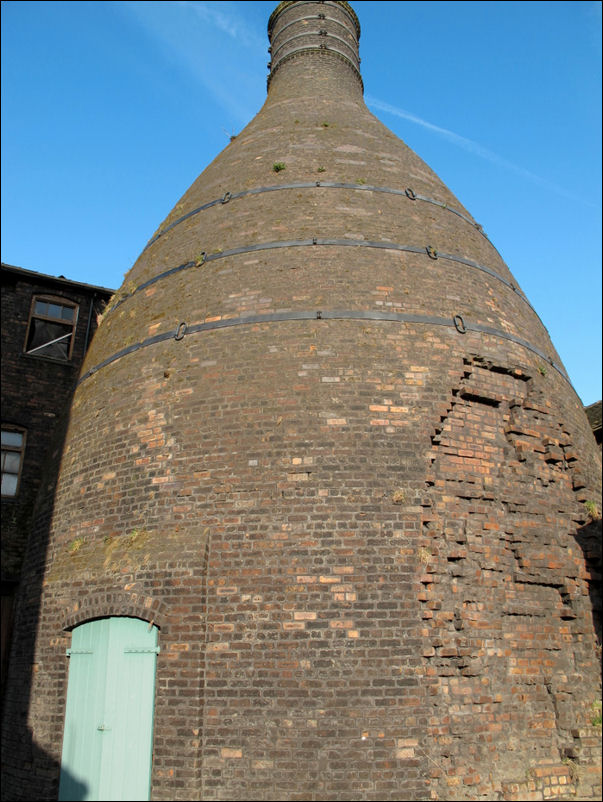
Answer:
[{"left": 2, "top": 3, "right": 601, "bottom": 800}]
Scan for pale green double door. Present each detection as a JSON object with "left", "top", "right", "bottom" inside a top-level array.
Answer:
[{"left": 59, "top": 617, "right": 159, "bottom": 801}]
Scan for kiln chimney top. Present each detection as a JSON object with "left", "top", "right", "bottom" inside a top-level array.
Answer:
[{"left": 267, "top": 1, "right": 362, "bottom": 94}]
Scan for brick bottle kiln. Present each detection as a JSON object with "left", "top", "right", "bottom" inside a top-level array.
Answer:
[{"left": 2, "top": 2, "right": 601, "bottom": 800}]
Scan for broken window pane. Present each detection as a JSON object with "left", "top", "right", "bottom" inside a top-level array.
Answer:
[{"left": 25, "top": 297, "right": 78, "bottom": 360}]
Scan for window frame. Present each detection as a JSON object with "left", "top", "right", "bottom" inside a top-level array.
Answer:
[
  {"left": 24, "top": 294, "right": 79, "bottom": 361},
  {"left": 1, "top": 426, "right": 27, "bottom": 499}
]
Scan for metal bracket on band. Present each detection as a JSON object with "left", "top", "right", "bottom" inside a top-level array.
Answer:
[
  {"left": 453, "top": 314, "right": 467, "bottom": 334},
  {"left": 78, "top": 309, "right": 571, "bottom": 393},
  {"left": 103, "top": 242, "right": 542, "bottom": 347},
  {"left": 109, "top": 238, "right": 531, "bottom": 321},
  {"left": 270, "top": 30, "right": 358, "bottom": 63},
  {"left": 142, "top": 182, "right": 492, "bottom": 252}
]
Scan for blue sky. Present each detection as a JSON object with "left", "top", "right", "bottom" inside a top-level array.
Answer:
[{"left": 2, "top": 1, "right": 601, "bottom": 405}]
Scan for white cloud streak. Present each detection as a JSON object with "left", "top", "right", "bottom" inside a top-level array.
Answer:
[
  {"left": 118, "top": 0, "right": 265, "bottom": 124},
  {"left": 175, "top": 1, "right": 264, "bottom": 50},
  {"left": 366, "top": 95, "right": 595, "bottom": 207}
]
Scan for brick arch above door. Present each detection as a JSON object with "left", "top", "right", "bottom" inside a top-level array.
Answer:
[{"left": 61, "top": 589, "right": 169, "bottom": 632}]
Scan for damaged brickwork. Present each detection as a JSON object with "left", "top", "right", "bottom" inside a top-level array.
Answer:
[{"left": 419, "top": 356, "right": 601, "bottom": 799}]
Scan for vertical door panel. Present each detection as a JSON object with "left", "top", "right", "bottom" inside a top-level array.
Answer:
[
  {"left": 59, "top": 619, "right": 109, "bottom": 801},
  {"left": 59, "top": 618, "right": 158, "bottom": 802},
  {"left": 99, "top": 618, "right": 158, "bottom": 801}
]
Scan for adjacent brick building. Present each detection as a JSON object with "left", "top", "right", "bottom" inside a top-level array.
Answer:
[
  {"left": 1, "top": 263, "right": 113, "bottom": 697},
  {"left": 586, "top": 401, "right": 602, "bottom": 450},
  {"left": 1, "top": 3, "right": 601, "bottom": 801}
]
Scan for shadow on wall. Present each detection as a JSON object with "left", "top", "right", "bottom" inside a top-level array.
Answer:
[
  {"left": 0, "top": 406, "right": 71, "bottom": 801},
  {"left": 575, "top": 517, "right": 603, "bottom": 651},
  {"left": 0, "top": 727, "right": 88, "bottom": 801}
]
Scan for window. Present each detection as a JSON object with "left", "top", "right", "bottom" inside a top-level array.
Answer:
[
  {"left": 25, "top": 296, "right": 78, "bottom": 360},
  {"left": 1, "top": 428, "right": 26, "bottom": 497}
]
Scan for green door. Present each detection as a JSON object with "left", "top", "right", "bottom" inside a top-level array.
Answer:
[{"left": 59, "top": 617, "right": 159, "bottom": 801}]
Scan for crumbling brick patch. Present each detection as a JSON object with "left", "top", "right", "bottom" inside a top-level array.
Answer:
[{"left": 419, "top": 357, "right": 601, "bottom": 800}]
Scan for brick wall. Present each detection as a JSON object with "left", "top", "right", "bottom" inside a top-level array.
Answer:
[{"left": 0, "top": 265, "right": 112, "bottom": 694}]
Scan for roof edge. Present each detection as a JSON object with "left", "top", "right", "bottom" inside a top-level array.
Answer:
[{"left": 1, "top": 262, "right": 115, "bottom": 296}]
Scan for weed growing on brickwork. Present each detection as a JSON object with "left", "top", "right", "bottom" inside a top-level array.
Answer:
[
  {"left": 537, "top": 364, "right": 547, "bottom": 376},
  {"left": 321, "top": 121, "right": 330, "bottom": 128},
  {"left": 102, "top": 529, "right": 151, "bottom": 571},
  {"left": 392, "top": 489, "right": 407, "bottom": 504},
  {"left": 127, "top": 529, "right": 142, "bottom": 545},
  {"left": 105, "top": 292, "right": 117, "bottom": 310},
  {"left": 356, "top": 178, "right": 366, "bottom": 185},
  {"left": 158, "top": 203, "right": 184, "bottom": 234},
  {"left": 418, "top": 546, "right": 432, "bottom": 565},
  {"left": 590, "top": 700, "right": 602, "bottom": 727},
  {"left": 562, "top": 756, "right": 580, "bottom": 781},
  {"left": 317, "top": 166, "right": 326, "bottom": 173},
  {"left": 68, "top": 537, "right": 84, "bottom": 555},
  {"left": 272, "top": 162, "right": 286, "bottom": 172},
  {"left": 109, "top": 280, "right": 137, "bottom": 309},
  {"left": 96, "top": 310, "right": 105, "bottom": 326},
  {"left": 584, "top": 500, "right": 600, "bottom": 520}
]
